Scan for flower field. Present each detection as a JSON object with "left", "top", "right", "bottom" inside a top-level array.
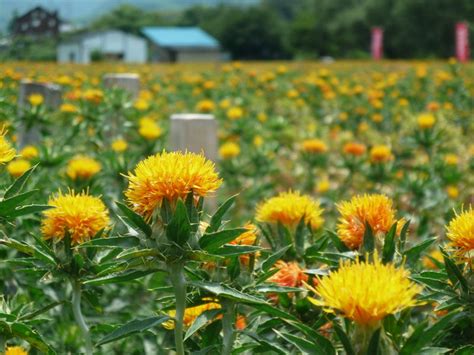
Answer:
[{"left": 0, "top": 60, "right": 473, "bottom": 354}]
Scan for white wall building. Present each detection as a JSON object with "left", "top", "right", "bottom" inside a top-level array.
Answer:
[{"left": 57, "top": 30, "right": 147, "bottom": 64}]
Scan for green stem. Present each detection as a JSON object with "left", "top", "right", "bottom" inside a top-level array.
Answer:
[
  {"left": 71, "top": 280, "right": 93, "bottom": 355},
  {"left": 0, "top": 334, "right": 5, "bottom": 354},
  {"left": 169, "top": 262, "right": 186, "bottom": 355},
  {"left": 221, "top": 300, "right": 236, "bottom": 355}
]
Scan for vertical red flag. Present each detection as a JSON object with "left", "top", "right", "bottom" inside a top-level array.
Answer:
[
  {"left": 455, "top": 22, "right": 469, "bottom": 62},
  {"left": 371, "top": 27, "right": 383, "bottom": 60}
]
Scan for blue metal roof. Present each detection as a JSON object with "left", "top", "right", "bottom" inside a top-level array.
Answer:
[{"left": 142, "top": 27, "right": 219, "bottom": 49}]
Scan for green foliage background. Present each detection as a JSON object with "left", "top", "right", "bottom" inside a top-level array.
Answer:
[{"left": 2, "top": 0, "right": 474, "bottom": 61}]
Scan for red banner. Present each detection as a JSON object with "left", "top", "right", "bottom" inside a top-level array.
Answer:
[
  {"left": 455, "top": 22, "right": 469, "bottom": 62},
  {"left": 371, "top": 27, "right": 383, "bottom": 60}
]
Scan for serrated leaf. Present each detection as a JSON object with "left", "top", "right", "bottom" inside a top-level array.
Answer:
[
  {"left": 404, "top": 238, "right": 436, "bottom": 265},
  {"left": 294, "top": 217, "right": 306, "bottom": 257},
  {"left": 4, "top": 204, "right": 52, "bottom": 218},
  {"left": 84, "top": 269, "right": 158, "bottom": 286},
  {"left": 400, "top": 311, "right": 460, "bottom": 355},
  {"left": 9, "top": 321, "right": 55, "bottom": 353},
  {"left": 362, "top": 222, "right": 374, "bottom": 253},
  {"left": 440, "top": 249, "right": 468, "bottom": 293},
  {"left": 78, "top": 236, "right": 140, "bottom": 249},
  {"left": 283, "top": 319, "right": 336, "bottom": 355},
  {"left": 4, "top": 163, "right": 38, "bottom": 198},
  {"left": 0, "top": 190, "right": 38, "bottom": 216},
  {"left": 96, "top": 316, "right": 169, "bottom": 346},
  {"left": 254, "top": 285, "right": 303, "bottom": 293},
  {"left": 199, "top": 228, "right": 247, "bottom": 251},
  {"left": 166, "top": 199, "right": 191, "bottom": 245},
  {"left": 333, "top": 323, "right": 355, "bottom": 355},
  {"left": 274, "top": 329, "right": 323, "bottom": 354},
  {"left": 206, "top": 194, "right": 237, "bottom": 233},
  {"left": 190, "top": 281, "right": 266, "bottom": 304},
  {"left": 184, "top": 308, "right": 223, "bottom": 341},
  {"left": 367, "top": 328, "right": 381, "bottom": 355},
  {"left": 398, "top": 220, "right": 410, "bottom": 252},
  {"left": 382, "top": 222, "right": 397, "bottom": 263},
  {"left": 261, "top": 245, "right": 290, "bottom": 272},
  {"left": 210, "top": 245, "right": 262, "bottom": 256},
  {"left": 116, "top": 202, "right": 152, "bottom": 237},
  {"left": 327, "top": 230, "right": 350, "bottom": 252}
]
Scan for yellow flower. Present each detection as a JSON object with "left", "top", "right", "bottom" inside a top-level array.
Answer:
[
  {"left": 139, "top": 118, "right": 162, "bottom": 140},
  {"left": 41, "top": 190, "right": 110, "bottom": 245},
  {"left": 5, "top": 346, "right": 28, "bottom": 355},
  {"left": 163, "top": 302, "right": 221, "bottom": 330},
  {"left": 125, "top": 151, "right": 222, "bottom": 220},
  {"left": 417, "top": 113, "right": 436, "bottom": 129},
  {"left": 7, "top": 159, "right": 31, "bottom": 178},
  {"left": 20, "top": 145, "right": 39, "bottom": 159},
  {"left": 60, "top": 103, "right": 78, "bottom": 113},
  {"left": 287, "top": 89, "right": 299, "bottom": 98},
  {"left": 358, "top": 122, "right": 369, "bottom": 132},
  {"left": 316, "top": 179, "right": 330, "bottom": 194},
  {"left": 251, "top": 135, "right": 262, "bottom": 148},
  {"left": 219, "top": 98, "right": 231, "bottom": 109},
  {"left": 444, "top": 154, "right": 459, "bottom": 166},
  {"left": 219, "top": 141, "right": 240, "bottom": 159},
  {"left": 256, "top": 191, "right": 324, "bottom": 230},
  {"left": 371, "top": 113, "right": 383, "bottom": 123},
  {"left": 0, "top": 126, "right": 16, "bottom": 164},
  {"left": 446, "top": 185, "right": 459, "bottom": 199},
  {"left": 336, "top": 194, "right": 401, "bottom": 250},
  {"left": 134, "top": 98, "right": 150, "bottom": 111},
  {"left": 227, "top": 107, "right": 243, "bottom": 120},
  {"left": 257, "top": 112, "right": 268, "bottom": 123},
  {"left": 398, "top": 98, "right": 409, "bottom": 107},
  {"left": 370, "top": 145, "right": 393, "bottom": 163},
  {"left": 306, "top": 253, "right": 422, "bottom": 326},
  {"left": 339, "top": 112, "right": 348, "bottom": 121},
  {"left": 196, "top": 99, "right": 215, "bottom": 113},
  {"left": 82, "top": 89, "right": 103, "bottom": 103},
  {"left": 28, "top": 94, "right": 44, "bottom": 106},
  {"left": 66, "top": 155, "right": 101, "bottom": 180},
  {"left": 111, "top": 138, "right": 128, "bottom": 153},
  {"left": 302, "top": 139, "right": 328, "bottom": 154},
  {"left": 446, "top": 206, "right": 474, "bottom": 261}
]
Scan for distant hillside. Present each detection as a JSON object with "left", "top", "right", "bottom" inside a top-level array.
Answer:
[{"left": 0, "top": 0, "right": 257, "bottom": 32}]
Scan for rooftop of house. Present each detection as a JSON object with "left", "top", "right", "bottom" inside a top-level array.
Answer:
[{"left": 142, "top": 27, "right": 219, "bottom": 49}]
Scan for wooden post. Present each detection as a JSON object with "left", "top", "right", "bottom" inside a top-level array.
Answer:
[
  {"left": 103, "top": 73, "right": 140, "bottom": 99},
  {"left": 17, "top": 80, "right": 62, "bottom": 147},
  {"left": 169, "top": 113, "right": 218, "bottom": 161},
  {"left": 169, "top": 113, "right": 218, "bottom": 210}
]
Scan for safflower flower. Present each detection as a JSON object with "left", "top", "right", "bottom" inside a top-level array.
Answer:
[
  {"left": 256, "top": 191, "right": 324, "bottom": 230},
  {"left": 125, "top": 151, "right": 222, "bottom": 220},
  {"left": 446, "top": 206, "right": 474, "bottom": 261},
  {"left": 336, "top": 194, "right": 402, "bottom": 250},
  {"left": 41, "top": 190, "right": 110, "bottom": 245},
  {"left": 66, "top": 155, "right": 101, "bottom": 180},
  {"left": 7, "top": 159, "right": 31, "bottom": 178},
  {"left": 305, "top": 253, "right": 422, "bottom": 326}
]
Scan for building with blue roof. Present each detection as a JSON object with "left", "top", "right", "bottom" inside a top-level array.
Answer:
[{"left": 142, "top": 27, "right": 222, "bottom": 62}]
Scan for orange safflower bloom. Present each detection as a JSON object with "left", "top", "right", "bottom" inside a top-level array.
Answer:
[
  {"left": 268, "top": 260, "right": 308, "bottom": 288},
  {"left": 343, "top": 142, "right": 366, "bottom": 156},
  {"left": 337, "top": 194, "right": 402, "bottom": 249}
]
